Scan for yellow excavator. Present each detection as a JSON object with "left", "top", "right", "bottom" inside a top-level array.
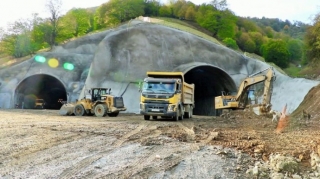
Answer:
[{"left": 215, "top": 67, "right": 275, "bottom": 115}]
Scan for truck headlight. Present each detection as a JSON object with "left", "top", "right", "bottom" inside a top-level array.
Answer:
[
  {"left": 168, "top": 105, "right": 175, "bottom": 112},
  {"left": 140, "top": 103, "right": 145, "bottom": 110}
]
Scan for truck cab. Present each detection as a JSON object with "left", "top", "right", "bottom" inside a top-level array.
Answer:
[{"left": 140, "top": 72, "right": 194, "bottom": 121}]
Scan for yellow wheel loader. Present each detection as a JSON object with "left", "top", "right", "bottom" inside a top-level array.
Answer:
[{"left": 60, "top": 88, "right": 126, "bottom": 117}]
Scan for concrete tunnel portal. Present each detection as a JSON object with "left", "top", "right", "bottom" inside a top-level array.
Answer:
[
  {"left": 11, "top": 64, "right": 236, "bottom": 115},
  {"left": 177, "top": 63, "right": 237, "bottom": 116},
  {"left": 15, "top": 74, "right": 67, "bottom": 109}
]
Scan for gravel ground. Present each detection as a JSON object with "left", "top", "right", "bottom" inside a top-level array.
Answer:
[{"left": 0, "top": 109, "right": 319, "bottom": 178}]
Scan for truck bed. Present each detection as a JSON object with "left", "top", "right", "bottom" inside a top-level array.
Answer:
[{"left": 183, "top": 82, "right": 194, "bottom": 105}]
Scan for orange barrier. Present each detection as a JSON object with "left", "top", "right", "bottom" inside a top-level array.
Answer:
[{"left": 276, "top": 104, "right": 289, "bottom": 133}]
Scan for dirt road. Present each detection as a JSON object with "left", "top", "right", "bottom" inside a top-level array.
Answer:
[{"left": 0, "top": 109, "right": 319, "bottom": 178}]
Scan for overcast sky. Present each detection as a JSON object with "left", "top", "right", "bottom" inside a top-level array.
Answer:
[{"left": 0, "top": 0, "right": 319, "bottom": 30}]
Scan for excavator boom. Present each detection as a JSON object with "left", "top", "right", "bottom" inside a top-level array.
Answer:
[{"left": 215, "top": 67, "right": 275, "bottom": 115}]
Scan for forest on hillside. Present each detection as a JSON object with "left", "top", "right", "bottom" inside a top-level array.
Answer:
[{"left": 0, "top": 0, "right": 319, "bottom": 75}]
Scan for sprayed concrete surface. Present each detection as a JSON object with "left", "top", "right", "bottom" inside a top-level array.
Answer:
[{"left": 1, "top": 109, "right": 320, "bottom": 178}]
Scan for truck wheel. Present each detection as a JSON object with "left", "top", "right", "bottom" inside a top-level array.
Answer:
[
  {"left": 108, "top": 112, "right": 119, "bottom": 117},
  {"left": 179, "top": 107, "right": 184, "bottom": 120},
  {"left": 94, "top": 104, "right": 107, "bottom": 117},
  {"left": 174, "top": 109, "right": 179, "bottom": 121},
  {"left": 152, "top": 116, "right": 158, "bottom": 120},
  {"left": 144, "top": 115, "right": 150, "bottom": 120},
  {"left": 74, "top": 104, "right": 86, "bottom": 116}
]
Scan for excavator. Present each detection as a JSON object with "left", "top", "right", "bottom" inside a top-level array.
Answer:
[{"left": 215, "top": 67, "right": 275, "bottom": 115}]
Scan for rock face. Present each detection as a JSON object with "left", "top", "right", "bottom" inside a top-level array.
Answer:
[{"left": 0, "top": 20, "right": 318, "bottom": 114}]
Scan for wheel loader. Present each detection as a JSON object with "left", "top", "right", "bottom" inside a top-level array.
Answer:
[{"left": 59, "top": 88, "right": 126, "bottom": 117}]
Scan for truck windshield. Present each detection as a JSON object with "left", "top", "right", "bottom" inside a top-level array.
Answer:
[{"left": 142, "top": 82, "right": 175, "bottom": 93}]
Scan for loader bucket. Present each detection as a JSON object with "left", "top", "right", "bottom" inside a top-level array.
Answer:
[{"left": 59, "top": 103, "right": 75, "bottom": 116}]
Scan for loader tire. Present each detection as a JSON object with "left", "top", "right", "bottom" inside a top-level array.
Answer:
[
  {"left": 74, "top": 104, "right": 86, "bottom": 116},
  {"left": 94, "top": 104, "right": 107, "bottom": 117}
]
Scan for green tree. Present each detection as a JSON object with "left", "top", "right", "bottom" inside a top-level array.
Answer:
[
  {"left": 236, "top": 17, "right": 260, "bottom": 33},
  {"left": 31, "top": 21, "right": 52, "bottom": 49},
  {"left": 237, "top": 32, "right": 256, "bottom": 53},
  {"left": 216, "top": 10, "right": 237, "bottom": 40},
  {"left": 94, "top": 3, "right": 109, "bottom": 29},
  {"left": 0, "top": 15, "right": 42, "bottom": 57},
  {"left": 223, "top": 38, "right": 238, "bottom": 50},
  {"left": 248, "top": 31, "right": 264, "bottom": 55},
  {"left": 210, "top": 0, "right": 227, "bottom": 11},
  {"left": 58, "top": 8, "right": 93, "bottom": 42},
  {"left": 46, "top": 0, "right": 63, "bottom": 48},
  {"left": 305, "top": 13, "right": 320, "bottom": 63},
  {"left": 196, "top": 5, "right": 219, "bottom": 35},
  {"left": 185, "top": 6, "right": 196, "bottom": 21},
  {"left": 159, "top": 5, "right": 172, "bottom": 17},
  {"left": 101, "top": 0, "right": 145, "bottom": 26},
  {"left": 263, "top": 39, "right": 290, "bottom": 68},
  {"left": 172, "top": 0, "right": 186, "bottom": 18},
  {"left": 263, "top": 26, "right": 274, "bottom": 38},
  {"left": 144, "top": 0, "right": 160, "bottom": 16},
  {"left": 287, "top": 39, "right": 303, "bottom": 62}
]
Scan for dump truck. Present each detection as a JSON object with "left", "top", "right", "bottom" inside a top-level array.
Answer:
[
  {"left": 34, "top": 99, "right": 45, "bottom": 109},
  {"left": 215, "top": 67, "right": 275, "bottom": 115},
  {"left": 59, "top": 88, "right": 126, "bottom": 117},
  {"left": 139, "top": 72, "right": 195, "bottom": 121}
]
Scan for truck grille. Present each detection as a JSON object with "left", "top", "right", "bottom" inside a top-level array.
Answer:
[
  {"left": 114, "top": 97, "right": 124, "bottom": 108},
  {"left": 145, "top": 104, "right": 168, "bottom": 113}
]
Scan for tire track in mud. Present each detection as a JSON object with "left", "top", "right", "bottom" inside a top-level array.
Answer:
[
  {"left": 177, "top": 122, "right": 200, "bottom": 151},
  {"left": 82, "top": 122, "right": 202, "bottom": 178},
  {"left": 2, "top": 132, "right": 85, "bottom": 167},
  {"left": 113, "top": 122, "right": 148, "bottom": 147},
  {"left": 94, "top": 146, "right": 163, "bottom": 178},
  {"left": 58, "top": 121, "right": 151, "bottom": 179},
  {"left": 124, "top": 123, "right": 222, "bottom": 178}
]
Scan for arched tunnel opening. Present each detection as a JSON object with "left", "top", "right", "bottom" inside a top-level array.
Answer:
[
  {"left": 183, "top": 65, "right": 237, "bottom": 116},
  {"left": 15, "top": 74, "right": 67, "bottom": 109}
]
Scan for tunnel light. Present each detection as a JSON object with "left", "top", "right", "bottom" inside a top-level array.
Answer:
[
  {"left": 48, "top": 58, "right": 59, "bottom": 68},
  {"left": 34, "top": 55, "right": 46, "bottom": 63},
  {"left": 63, "top": 63, "right": 74, "bottom": 71}
]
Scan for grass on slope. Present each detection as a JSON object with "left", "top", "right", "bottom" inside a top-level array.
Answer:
[{"left": 149, "top": 17, "right": 222, "bottom": 45}]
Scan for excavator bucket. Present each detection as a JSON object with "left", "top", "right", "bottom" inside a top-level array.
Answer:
[
  {"left": 251, "top": 104, "right": 271, "bottom": 116},
  {"left": 59, "top": 103, "right": 75, "bottom": 116},
  {"left": 252, "top": 106, "right": 261, "bottom": 115}
]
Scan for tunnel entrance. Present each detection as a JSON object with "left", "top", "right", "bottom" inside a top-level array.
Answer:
[
  {"left": 182, "top": 64, "right": 236, "bottom": 116},
  {"left": 15, "top": 74, "right": 67, "bottom": 109}
]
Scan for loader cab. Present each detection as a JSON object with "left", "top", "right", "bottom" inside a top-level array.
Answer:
[{"left": 90, "top": 88, "right": 111, "bottom": 102}]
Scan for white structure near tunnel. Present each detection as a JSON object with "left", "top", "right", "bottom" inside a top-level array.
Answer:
[{"left": 0, "top": 20, "right": 318, "bottom": 114}]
